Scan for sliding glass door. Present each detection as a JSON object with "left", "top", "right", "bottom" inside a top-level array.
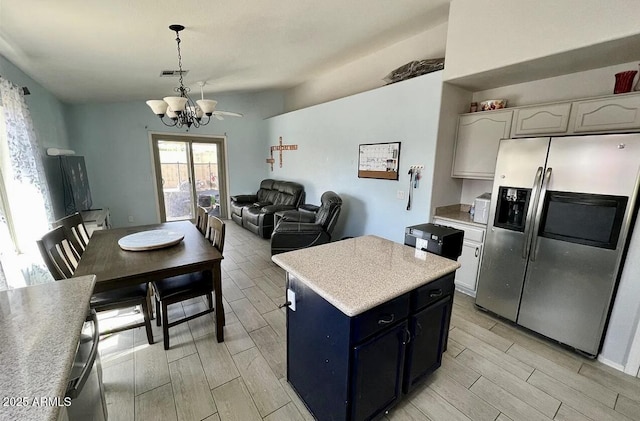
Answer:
[{"left": 151, "top": 134, "right": 227, "bottom": 222}]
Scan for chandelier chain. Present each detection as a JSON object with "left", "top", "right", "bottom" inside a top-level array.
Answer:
[{"left": 174, "top": 30, "right": 186, "bottom": 96}]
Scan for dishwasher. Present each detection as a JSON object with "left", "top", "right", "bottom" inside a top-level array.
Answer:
[{"left": 66, "top": 309, "right": 108, "bottom": 421}]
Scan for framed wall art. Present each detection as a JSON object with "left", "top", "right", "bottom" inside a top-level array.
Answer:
[{"left": 358, "top": 142, "right": 401, "bottom": 180}]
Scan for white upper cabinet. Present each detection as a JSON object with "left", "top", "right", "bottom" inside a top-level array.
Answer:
[
  {"left": 511, "top": 102, "right": 572, "bottom": 137},
  {"left": 452, "top": 110, "right": 513, "bottom": 180},
  {"left": 572, "top": 93, "right": 640, "bottom": 133}
]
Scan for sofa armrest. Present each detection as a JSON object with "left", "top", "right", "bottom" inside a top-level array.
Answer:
[
  {"left": 261, "top": 204, "right": 296, "bottom": 214},
  {"left": 231, "top": 194, "right": 258, "bottom": 203},
  {"left": 274, "top": 221, "right": 324, "bottom": 233},
  {"left": 280, "top": 211, "right": 316, "bottom": 223},
  {"left": 299, "top": 204, "right": 320, "bottom": 214}
]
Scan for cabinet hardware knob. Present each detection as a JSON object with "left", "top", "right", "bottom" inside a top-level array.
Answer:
[{"left": 378, "top": 314, "right": 395, "bottom": 325}]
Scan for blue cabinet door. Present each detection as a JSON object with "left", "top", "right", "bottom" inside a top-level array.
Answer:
[{"left": 350, "top": 321, "right": 408, "bottom": 421}]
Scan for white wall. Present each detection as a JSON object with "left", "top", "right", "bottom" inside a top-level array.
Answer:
[
  {"left": 65, "top": 91, "right": 283, "bottom": 227},
  {"left": 284, "top": 22, "right": 447, "bottom": 113},
  {"left": 472, "top": 61, "right": 640, "bottom": 107},
  {"left": 444, "top": 0, "right": 640, "bottom": 89},
  {"left": 267, "top": 72, "right": 443, "bottom": 243},
  {"left": 429, "top": 83, "right": 470, "bottom": 214}
]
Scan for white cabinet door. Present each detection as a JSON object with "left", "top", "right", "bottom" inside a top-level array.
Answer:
[
  {"left": 456, "top": 240, "right": 482, "bottom": 293},
  {"left": 433, "top": 217, "right": 484, "bottom": 295},
  {"left": 512, "top": 102, "right": 572, "bottom": 137},
  {"left": 452, "top": 110, "right": 513, "bottom": 180},
  {"left": 573, "top": 93, "right": 640, "bottom": 133}
]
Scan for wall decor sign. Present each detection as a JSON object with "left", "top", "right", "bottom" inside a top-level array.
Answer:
[
  {"left": 266, "top": 136, "right": 298, "bottom": 170},
  {"left": 358, "top": 142, "right": 401, "bottom": 180}
]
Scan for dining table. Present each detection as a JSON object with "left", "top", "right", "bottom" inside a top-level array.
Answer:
[{"left": 74, "top": 220, "right": 225, "bottom": 342}]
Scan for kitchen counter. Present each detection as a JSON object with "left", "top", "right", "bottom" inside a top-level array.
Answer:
[
  {"left": 0, "top": 276, "right": 95, "bottom": 421},
  {"left": 434, "top": 204, "right": 487, "bottom": 227},
  {"left": 271, "top": 235, "right": 460, "bottom": 317}
]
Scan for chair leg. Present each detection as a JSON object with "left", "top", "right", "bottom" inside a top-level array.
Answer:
[
  {"left": 141, "top": 299, "right": 154, "bottom": 345},
  {"left": 155, "top": 296, "right": 161, "bottom": 327},
  {"left": 162, "top": 302, "right": 170, "bottom": 350},
  {"left": 207, "top": 292, "right": 213, "bottom": 309}
]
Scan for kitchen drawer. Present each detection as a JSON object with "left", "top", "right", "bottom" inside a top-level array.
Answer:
[
  {"left": 411, "top": 273, "right": 454, "bottom": 311},
  {"left": 433, "top": 218, "right": 485, "bottom": 243},
  {"left": 351, "top": 293, "right": 410, "bottom": 343},
  {"left": 512, "top": 102, "right": 572, "bottom": 137}
]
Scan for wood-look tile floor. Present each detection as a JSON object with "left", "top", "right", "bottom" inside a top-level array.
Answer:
[{"left": 100, "top": 221, "right": 640, "bottom": 421}]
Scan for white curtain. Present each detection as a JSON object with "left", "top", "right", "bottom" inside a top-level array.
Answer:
[{"left": 0, "top": 76, "right": 54, "bottom": 289}]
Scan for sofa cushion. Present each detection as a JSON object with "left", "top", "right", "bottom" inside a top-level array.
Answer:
[{"left": 243, "top": 206, "right": 262, "bottom": 226}]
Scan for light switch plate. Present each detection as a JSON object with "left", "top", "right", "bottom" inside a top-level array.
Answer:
[{"left": 287, "top": 288, "right": 296, "bottom": 311}]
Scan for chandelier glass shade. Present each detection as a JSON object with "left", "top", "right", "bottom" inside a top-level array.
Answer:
[{"left": 146, "top": 25, "right": 217, "bottom": 128}]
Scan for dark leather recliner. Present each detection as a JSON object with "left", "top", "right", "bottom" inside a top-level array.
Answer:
[
  {"left": 270, "top": 191, "right": 343, "bottom": 255},
  {"left": 230, "top": 179, "right": 305, "bottom": 238}
]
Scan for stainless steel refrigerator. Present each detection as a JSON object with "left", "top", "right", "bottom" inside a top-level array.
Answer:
[{"left": 475, "top": 134, "right": 640, "bottom": 356}]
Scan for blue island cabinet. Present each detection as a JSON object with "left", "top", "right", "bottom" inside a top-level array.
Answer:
[{"left": 286, "top": 272, "right": 454, "bottom": 421}]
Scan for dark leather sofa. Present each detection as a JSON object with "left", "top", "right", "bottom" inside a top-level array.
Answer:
[
  {"left": 271, "top": 191, "right": 342, "bottom": 255},
  {"left": 230, "top": 179, "right": 305, "bottom": 238}
]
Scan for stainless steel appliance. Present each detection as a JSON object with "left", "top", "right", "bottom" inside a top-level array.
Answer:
[
  {"left": 473, "top": 193, "right": 491, "bottom": 224},
  {"left": 66, "top": 310, "right": 108, "bottom": 421},
  {"left": 475, "top": 134, "right": 640, "bottom": 356}
]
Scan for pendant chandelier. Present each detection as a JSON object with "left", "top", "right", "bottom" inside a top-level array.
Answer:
[{"left": 146, "top": 25, "right": 217, "bottom": 128}]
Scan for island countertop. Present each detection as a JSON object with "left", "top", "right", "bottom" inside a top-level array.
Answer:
[
  {"left": 271, "top": 235, "right": 460, "bottom": 317},
  {"left": 0, "top": 275, "right": 95, "bottom": 421}
]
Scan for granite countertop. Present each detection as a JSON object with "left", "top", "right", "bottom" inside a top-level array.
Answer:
[
  {"left": 434, "top": 204, "right": 487, "bottom": 228},
  {"left": 0, "top": 276, "right": 96, "bottom": 421},
  {"left": 271, "top": 235, "right": 460, "bottom": 317}
]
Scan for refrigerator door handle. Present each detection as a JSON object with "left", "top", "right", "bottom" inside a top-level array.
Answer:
[
  {"left": 530, "top": 167, "right": 552, "bottom": 262},
  {"left": 522, "top": 167, "right": 544, "bottom": 259}
]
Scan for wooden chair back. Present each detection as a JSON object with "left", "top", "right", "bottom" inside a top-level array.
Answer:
[
  {"left": 37, "top": 226, "right": 80, "bottom": 280},
  {"left": 53, "top": 212, "right": 89, "bottom": 255},
  {"left": 195, "top": 206, "right": 208, "bottom": 234},
  {"left": 205, "top": 215, "right": 226, "bottom": 254}
]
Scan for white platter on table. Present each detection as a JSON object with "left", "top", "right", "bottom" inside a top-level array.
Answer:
[{"left": 118, "top": 230, "right": 185, "bottom": 251}]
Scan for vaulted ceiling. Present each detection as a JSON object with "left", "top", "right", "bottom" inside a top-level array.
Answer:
[{"left": 0, "top": 0, "right": 450, "bottom": 103}]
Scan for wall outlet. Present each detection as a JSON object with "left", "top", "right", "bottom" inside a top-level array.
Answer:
[
  {"left": 397, "top": 190, "right": 405, "bottom": 200},
  {"left": 287, "top": 288, "right": 296, "bottom": 311},
  {"left": 128, "top": 216, "right": 134, "bottom": 223}
]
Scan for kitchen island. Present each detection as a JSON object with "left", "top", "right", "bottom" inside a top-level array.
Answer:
[
  {"left": 0, "top": 275, "right": 95, "bottom": 421},
  {"left": 272, "top": 235, "right": 460, "bottom": 421}
]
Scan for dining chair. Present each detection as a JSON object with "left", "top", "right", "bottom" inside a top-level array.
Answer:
[
  {"left": 53, "top": 212, "right": 90, "bottom": 256},
  {"left": 152, "top": 215, "right": 226, "bottom": 350},
  {"left": 195, "top": 205, "right": 208, "bottom": 234},
  {"left": 37, "top": 226, "right": 154, "bottom": 344}
]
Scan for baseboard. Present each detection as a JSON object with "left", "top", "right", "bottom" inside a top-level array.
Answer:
[
  {"left": 454, "top": 286, "right": 476, "bottom": 298},
  {"left": 597, "top": 355, "right": 625, "bottom": 372}
]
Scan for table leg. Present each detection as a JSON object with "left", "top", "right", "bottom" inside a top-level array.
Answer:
[
  {"left": 147, "top": 285, "right": 155, "bottom": 320},
  {"left": 213, "top": 262, "right": 224, "bottom": 342}
]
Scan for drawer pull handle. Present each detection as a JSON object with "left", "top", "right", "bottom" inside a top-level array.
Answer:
[
  {"left": 378, "top": 314, "right": 395, "bottom": 325},
  {"left": 475, "top": 247, "right": 479, "bottom": 257},
  {"left": 403, "top": 328, "right": 411, "bottom": 345},
  {"left": 429, "top": 289, "right": 443, "bottom": 298}
]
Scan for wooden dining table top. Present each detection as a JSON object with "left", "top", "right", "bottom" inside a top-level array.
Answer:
[{"left": 74, "top": 220, "right": 223, "bottom": 293}]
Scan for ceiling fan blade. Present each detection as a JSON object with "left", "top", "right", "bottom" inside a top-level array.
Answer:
[{"left": 212, "top": 110, "right": 243, "bottom": 118}]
